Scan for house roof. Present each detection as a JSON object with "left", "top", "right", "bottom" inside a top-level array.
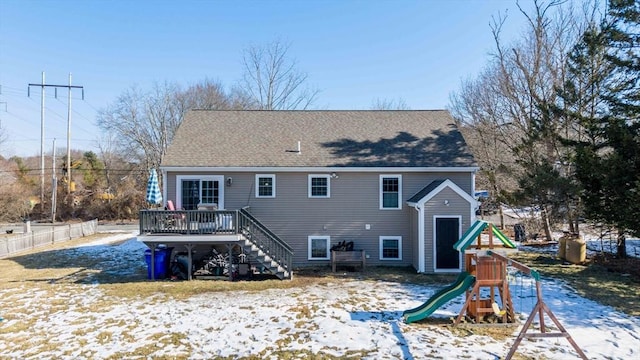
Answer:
[
  {"left": 406, "top": 180, "right": 447, "bottom": 204},
  {"left": 406, "top": 178, "right": 477, "bottom": 208},
  {"left": 162, "top": 110, "right": 477, "bottom": 168}
]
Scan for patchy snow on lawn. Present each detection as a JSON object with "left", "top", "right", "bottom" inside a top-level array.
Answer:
[
  {"left": 0, "top": 234, "right": 639, "bottom": 359},
  {"left": 521, "top": 230, "right": 640, "bottom": 259}
]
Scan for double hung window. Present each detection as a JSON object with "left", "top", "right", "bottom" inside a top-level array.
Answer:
[
  {"left": 380, "top": 236, "right": 402, "bottom": 260},
  {"left": 308, "top": 175, "right": 330, "bottom": 198},
  {"left": 256, "top": 174, "right": 276, "bottom": 198},
  {"left": 380, "top": 175, "right": 402, "bottom": 209}
]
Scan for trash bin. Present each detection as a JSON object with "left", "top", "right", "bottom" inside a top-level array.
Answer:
[
  {"left": 514, "top": 223, "right": 526, "bottom": 242},
  {"left": 558, "top": 236, "right": 567, "bottom": 260},
  {"left": 144, "top": 247, "right": 173, "bottom": 279},
  {"left": 172, "top": 252, "right": 191, "bottom": 280},
  {"left": 566, "top": 238, "right": 586, "bottom": 264}
]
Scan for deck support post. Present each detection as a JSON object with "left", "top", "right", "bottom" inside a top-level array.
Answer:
[
  {"left": 228, "top": 244, "right": 233, "bottom": 281},
  {"left": 185, "top": 244, "right": 194, "bottom": 280},
  {"left": 150, "top": 243, "right": 157, "bottom": 280}
]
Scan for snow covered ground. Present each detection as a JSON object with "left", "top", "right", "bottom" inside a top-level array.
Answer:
[{"left": 0, "top": 231, "right": 638, "bottom": 359}]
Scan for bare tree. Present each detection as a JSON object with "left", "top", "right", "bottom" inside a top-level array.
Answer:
[
  {"left": 97, "top": 83, "right": 176, "bottom": 170},
  {"left": 0, "top": 108, "right": 7, "bottom": 153},
  {"left": 96, "top": 132, "right": 122, "bottom": 194},
  {"left": 177, "top": 78, "right": 245, "bottom": 111},
  {"left": 370, "top": 98, "right": 410, "bottom": 110},
  {"left": 451, "top": 0, "right": 601, "bottom": 239},
  {"left": 239, "top": 40, "right": 319, "bottom": 110},
  {"left": 450, "top": 66, "right": 520, "bottom": 228},
  {"left": 97, "top": 80, "right": 240, "bottom": 172},
  {"left": 0, "top": 157, "right": 30, "bottom": 222}
]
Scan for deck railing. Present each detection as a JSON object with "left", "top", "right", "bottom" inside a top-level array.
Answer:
[
  {"left": 139, "top": 209, "right": 238, "bottom": 235},
  {"left": 139, "top": 208, "right": 293, "bottom": 278}
]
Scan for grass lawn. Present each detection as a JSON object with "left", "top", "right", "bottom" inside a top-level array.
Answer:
[
  {"left": 511, "top": 251, "right": 640, "bottom": 317},
  {"left": 0, "top": 232, "right": 638, "bottom": 359}
]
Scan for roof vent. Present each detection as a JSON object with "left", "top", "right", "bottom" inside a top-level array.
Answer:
[{"left": 285, "top": 141, "right": 301, "bottom": 154}]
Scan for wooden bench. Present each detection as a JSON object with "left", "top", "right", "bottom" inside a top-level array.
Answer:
[{"left": 331, "top": 250, "right": 366, "bottom": 272}]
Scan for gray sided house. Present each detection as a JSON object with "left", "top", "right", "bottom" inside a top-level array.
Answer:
[{"left": 140, "top": 110, "right": 478, "bottom": 278}]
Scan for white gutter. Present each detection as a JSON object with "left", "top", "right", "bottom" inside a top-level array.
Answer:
[{"left": 161, "top": 166, "right": 480, "bottom": 173}]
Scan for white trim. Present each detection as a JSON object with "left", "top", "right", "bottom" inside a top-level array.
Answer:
[
  {"left": 162, "top": 166, "right": 479, "bottom": 173},
  {"left": 308, "top": 174, "right": 331, "bottom": 198},
  {"left": 406, "top": 179, "right": 477, "bottom": 208},
  {"left": 406, "top": 179, "right": 475, "bottom": 274},
  {"left": 161, "top": 168, "right": 168, "bottom": 207},
  {"left": 255, "top": 174, "right": 276, "bottom": 198},
  {"left": 175, "top": 175, "right": 225, "bottom": 210},
  {"left": 308, "top": 235, "right": 330, "bottom": 260},
  {"left": 379, "top": 174, "right": 402, "bottom": 210},
  {"left": 416, "top": 206, "right": 425, "bottom": 272},
  {"left": 470, "top": 173, "right": 478, "bottom": 224},
  {"left": 433, "top": 215, "right": 463, "bottom": 273},
  {"left": 379, "top": 236, "right": 403, "bottom": 260}
]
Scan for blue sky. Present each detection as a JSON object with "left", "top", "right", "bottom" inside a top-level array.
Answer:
[{"left": 0, "top": 0, "right": 529, "bottom": 157}]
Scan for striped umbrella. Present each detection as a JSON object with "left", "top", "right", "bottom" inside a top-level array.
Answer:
[{"left": 146, "top": 168, "right": 163, "bottom": 206}]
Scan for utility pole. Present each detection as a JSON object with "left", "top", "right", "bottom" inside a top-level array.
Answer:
[
  {"left": 67, "top": 73, "right": 72, "bottom": 195},
  {"left": 29, "top": 73, "right": 84, "bottom": 212},
  {"left": 52, "top": 139, "right": 57, "bottom": 223}
]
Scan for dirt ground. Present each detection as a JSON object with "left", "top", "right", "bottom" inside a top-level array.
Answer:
[{"left": 590, "top": 253, "right": 640, "bottom": 281}]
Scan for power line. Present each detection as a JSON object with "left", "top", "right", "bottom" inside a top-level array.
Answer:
[
  {"left": 28, "top": 72, "right": 85, "bottom": 202},
  {"left": 2, "top": 83, "right": 99, "bottom": 140},
  {"left": 0, "top": 167, "right": 150, "bottom": 175}
]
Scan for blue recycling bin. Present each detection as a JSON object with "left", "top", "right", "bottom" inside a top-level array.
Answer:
[{"left": 144, "top": 247, "right": 173, "bottom": 279}]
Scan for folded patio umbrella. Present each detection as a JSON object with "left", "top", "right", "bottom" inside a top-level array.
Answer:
[{"left": 146, "top": 168, "right": 163, "bottom": 207}]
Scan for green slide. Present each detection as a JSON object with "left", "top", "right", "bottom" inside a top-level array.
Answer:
[{"left": 403, "top": 271, "right": 475, "bottom": 324}]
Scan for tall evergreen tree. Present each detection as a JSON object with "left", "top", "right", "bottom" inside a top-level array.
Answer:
[
  {"left": 560, "top": 0, "right": 640, "bottom": 257},
  {"left": 599, "top": 0, "right": 640, "bottom": 257}
]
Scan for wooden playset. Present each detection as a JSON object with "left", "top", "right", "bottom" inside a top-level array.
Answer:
[
  {"left": 450, "top": 220, "right": 588, "bottom": 359},
  {"left": 452, "top": 220, "right": 518, "bottom": 324}
]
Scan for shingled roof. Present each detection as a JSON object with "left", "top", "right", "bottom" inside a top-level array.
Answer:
[{"left": 161, "top": 110, "right": 477, "bottom": 168}]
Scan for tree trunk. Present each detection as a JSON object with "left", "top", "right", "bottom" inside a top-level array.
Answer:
[
  {"left": 541, "top": 206, "right": 554, "bottom": 242},
  {"left": 616, "top": 231, "right": 627, "bottom": 258}
]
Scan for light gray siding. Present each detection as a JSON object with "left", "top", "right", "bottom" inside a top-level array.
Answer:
[
  {"left": 164, "top": 170, "right": 474, "bottom": 268},
  {"left": 422, "top": 187, "right": 472, "bottom": 273}
]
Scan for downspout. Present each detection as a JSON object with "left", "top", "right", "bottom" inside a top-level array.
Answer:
[
  {"left": 471, "top": 170, "right": 478, "bottom": 224},
  {"left": 414, "top": 204, "right": 425, "bottom": 273},
  {"left": 162, "top": 169, "right": 168, "bottom": 208}
]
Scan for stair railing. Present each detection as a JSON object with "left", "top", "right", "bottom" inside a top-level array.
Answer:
[{"left": 237, "top": 208, "right": 293, "bottom": 279}]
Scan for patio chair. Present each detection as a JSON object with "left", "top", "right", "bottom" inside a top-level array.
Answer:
[{"left": 165, "top": 200, "right": 185, "bottom": 229}]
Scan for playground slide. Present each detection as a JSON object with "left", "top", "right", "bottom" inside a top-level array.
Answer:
[{"left": 403, "top": 271, "right": 476, "bottom": 324}]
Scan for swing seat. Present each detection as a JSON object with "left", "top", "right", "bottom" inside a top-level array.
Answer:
[{"left": 492, "top": 301, "right": 507, "bottom": 316}]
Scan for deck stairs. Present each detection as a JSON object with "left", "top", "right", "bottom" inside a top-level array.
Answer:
[{"left": 237, "top": 208, "right": 293, "bottom": 280}]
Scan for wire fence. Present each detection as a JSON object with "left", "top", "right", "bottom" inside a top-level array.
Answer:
[{"left": 0, "top": 219, "right": 98, "bottom": 259}]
